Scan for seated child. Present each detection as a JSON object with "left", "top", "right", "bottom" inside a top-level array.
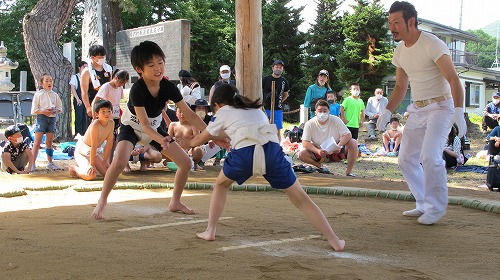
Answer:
[
  {"left": 1, "top": 124, "right": 35, "bottom": 174},
  {"left": 382, "top": 117, "right": 402, "bottom": 155},
  {"left": 176, "top": 84, "right": 345, "bottom": 252},
  {"left": 168, "top": 104, "right": 206, "bottom": 170},
  {"left": 68, "top": 100, "right": 115, "bottom": 180},
  {"left": 124, "top": 144, "right": 162, "bottom": 172}
]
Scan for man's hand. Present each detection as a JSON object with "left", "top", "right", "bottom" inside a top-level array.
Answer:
[
  {"left": 86, "top": 106, "right": 93, "bottom": 117},
  {"left": 452, "top": 107, "right": 467, "bottom": 138},
  {"left": 377, "top": 109, "right": 392, "bottom": 132}
]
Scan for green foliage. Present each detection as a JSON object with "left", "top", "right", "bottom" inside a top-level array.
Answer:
[
  {"left": 336, "top": 0, "right": 393, "bottom": 100},
  {"left": 262, "top": 0, "right": 307, "bottom": 121},
  {"left": 304, "top": 0, "right": 345, "bottom": 93},
  {"left": 465, "top": 29, "right": 497, "bottom": 68}
]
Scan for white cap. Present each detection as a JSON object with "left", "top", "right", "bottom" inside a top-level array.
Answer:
[{"left": 219, "top": 65, "right": 231, "bottom": 72}]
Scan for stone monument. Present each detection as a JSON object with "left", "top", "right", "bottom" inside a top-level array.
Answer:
[
  {"left": 115, "top": 20, "right": 191, "bottom": 84},
  {"left": 0, "top": 41, "right": 19, "bottom": 91}
]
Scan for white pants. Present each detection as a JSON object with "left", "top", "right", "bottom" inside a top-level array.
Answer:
[{"left": 398, "top": 98, "right": 453, "bottom": 214}]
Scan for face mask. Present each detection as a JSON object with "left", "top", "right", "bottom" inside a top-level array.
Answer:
[
  {"left": 316, "top": 112, "right": 329, "bottom": 122},
  {"left": 15, "top": 137, "right": 23, "bottom": 144},
  {"left": 273, "top": 70, "right": 282, "bottom": 76},
  {"left": 376, "top": 94, "right": 383, "bottom": 100},
  {"left": 96, "top": 58, "right": 105, "bottom": 66},
  {"left": 494, "top": 99, "right": 500, "bottom": 105},
  {"left": 221, "top": 73, "right": 231, "bottom": 80},
  {"left": 196, "top": 110, "right": 206, "bottom": 119},
  {"left": 352, "top": 90, "right": 360, "bottom": 97},
  {"left": 327, "top": 100, "right": 334, "bottom": 104}
]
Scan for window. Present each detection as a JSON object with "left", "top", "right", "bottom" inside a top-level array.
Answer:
[{"left": 468, "top": 84, "right": 480, "bottom": 107}]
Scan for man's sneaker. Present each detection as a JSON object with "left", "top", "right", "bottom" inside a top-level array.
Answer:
[
  {"left": 47, "top": 162, "right": 61, "bottom": 170},
  {"left": 402, "top": 209, "right": 423, "bottom": 217},
  {"left": 417, "top": 211, "right": 446, "bottom": 225}
]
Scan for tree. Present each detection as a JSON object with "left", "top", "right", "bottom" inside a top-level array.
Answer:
[
  {"left": 23, "top": 0, "right": 78, "bottom": 141},
  {"left": 304, "top": 0, "right": 345, "bottom": 93},
  {"left": 336, "top": 0, "right": 393, "bottom": 99},
  {"left": 262, "top": 0, "right": 306, "bottom": 121},
  {"left": 466, "top": 29, "right": 497, "bottom": 69}
]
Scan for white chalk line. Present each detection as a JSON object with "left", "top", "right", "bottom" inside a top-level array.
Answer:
[
  {"left": 218, "top": 235, "right": 321, "bottom": 251},
  {"left": 118, "top": 217, "right": 234, "bottom": 232}
]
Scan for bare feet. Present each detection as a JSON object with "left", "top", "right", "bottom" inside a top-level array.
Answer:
[
  {"left": 193, "top": 164, "right": 204, "bottom": 171},
  {"left": 68, "top": 165, "right": 78, "bottom": 178},
  {"left": 91, "top": 199, "right": 107, "bottom": 220},
  {"left": 196, "top": 230, "right": 215, "bottom": 241},
  {"left": 123, "top": 164, "right": 131, "bottom": 173},
  {"left": 140, "top": 161, "right": 148, "bottom": 171},
  {"left": 168, "top": 201, "right": 195, "bottom": 215},
  {"left": 330, "top": 239, "right": 346, "bottom": 252}
]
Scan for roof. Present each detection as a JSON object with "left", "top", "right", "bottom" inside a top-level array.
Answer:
[{"left": 419, "top": 18, "right": 481, "bottom": 42}]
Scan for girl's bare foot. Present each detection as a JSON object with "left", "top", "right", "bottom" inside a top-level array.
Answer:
[
  {"left": 123, "top": 164, "right": 131, "bottom": 173},
  {"left": 196, "top": 230, "right": 215, "bottom": 241},
  {"left": 168, "top": 201, "right": 195, "bottom": 214},
  {"left": 91, "top": 200, "right": 107, "bottom": 220},
  {"left": 331, "top": 239, "right": 346, "bottom": 252}
]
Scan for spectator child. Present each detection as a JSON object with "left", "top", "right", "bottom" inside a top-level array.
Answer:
[
  {"left": 31, "top": 73, "right": 63, "bottom": 171},
  {"left": 326, "top": 90, "right": 341, "bottom": 117},
  {"left": 1, "top": 124, "right": 34, "bottom": 174},
  {"left": 382, "top": 117, "right": 403, "bottom": 155},
  {"left": 176, "top": 84, "right": 345, "bottom": 251},
  {"left": 68, "top": 100, "right": 114, "bottom": 180}
]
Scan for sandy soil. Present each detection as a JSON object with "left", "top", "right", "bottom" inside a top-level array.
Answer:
[{"left": 1, "top": 163, "right": 500, "bottom": 280}]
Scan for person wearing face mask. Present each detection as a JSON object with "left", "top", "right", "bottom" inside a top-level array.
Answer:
[
  {"left": 482, "top": 91, "right": 500, "bottom": 135},
  {"left": 1, "top": 124, "right": 35, "bottom": 174},
  {"left": 304, "top": 69, "right": 331, "bottom": 118},
  {"left": 340, "top": 83, "right": 366, "bottom": 140},
  {"left": 80, "top": 45, "right": 112, "bottom": 129},
  {"left": 208, "top": 64, "right": 236, "bottom": 104},
  {"left": 326, "top": 90, "right": 341, "bottom": 117},
  {"left": 365, "top": 88, "right": 389, "bottom": 140},
  {"left": 190, "top": 99, "right": 212, "bottom": 124},
  {"left": 262, "top": 60, "right": 290, "bottom": 142},
  {"left": 297, "top": 100, "right": 358, "bottom": 177}
]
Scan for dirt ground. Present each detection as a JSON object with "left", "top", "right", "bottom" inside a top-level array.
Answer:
[{"left": 1, "top": 163, "right": 500, "bottom": 280}]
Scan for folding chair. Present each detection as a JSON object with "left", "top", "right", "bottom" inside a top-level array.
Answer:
[
  {"left": 0, "top": 92, "right": 16, "bottom": 125},
  {"left": 17, "top": 91, "right": 35, "bottom": 125}
]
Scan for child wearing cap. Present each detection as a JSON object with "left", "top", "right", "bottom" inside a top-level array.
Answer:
[{"left": 1, "top": 125, "right": 35, "bottom": 174}]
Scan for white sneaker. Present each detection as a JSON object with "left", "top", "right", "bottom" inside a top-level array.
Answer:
[
  {"left": 402, "top": 209, "right": 423, "bottom": 217},
  {"left": 417, "top": 211, "right": 446, "bottom": 225},
  {"left": 47, "top": 162, "right": 61, "bottom": 170}
]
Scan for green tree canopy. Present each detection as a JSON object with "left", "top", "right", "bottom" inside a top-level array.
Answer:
[{"left": 466, "top": 29, "right": 498, "bottom": 69}]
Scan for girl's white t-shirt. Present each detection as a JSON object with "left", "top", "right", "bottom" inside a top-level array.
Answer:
[{"left": 96, "top": 82, "right": 124, "bottom": 118}]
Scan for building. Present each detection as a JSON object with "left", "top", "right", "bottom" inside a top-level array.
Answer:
[{"left": 384, "top": 18, "right": 500, "bottom": 116}]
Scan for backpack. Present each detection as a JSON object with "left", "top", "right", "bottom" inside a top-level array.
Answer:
[{"left": 283, "top": 125, "right": 303, "bottom": 143}]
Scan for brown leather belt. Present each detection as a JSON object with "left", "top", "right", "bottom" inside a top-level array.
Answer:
[{"left": 414, "top": 93, "right": 452, "bottom": 108}]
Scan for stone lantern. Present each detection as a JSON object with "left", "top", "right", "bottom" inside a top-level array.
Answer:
[{"left": 0, "top": 41, "right": 19, "bottom": 91}]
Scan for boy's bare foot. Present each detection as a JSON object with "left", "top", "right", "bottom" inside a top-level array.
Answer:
[
  {"left": 196, "top": 230, "right": 215, "bottom": 241},
  {"left": 193, "top": 164, "right": 204, "bottom": 171},
  {"left": 123, "top": 164, "right": 131, "bottom": 173},
  {"left": 68, "top": 165, "right": 78, "bottom": 178},
  {"left": 168, "top": 201, "right": 195, "bottom": 215},
  {"left": 140, "top": 161, "right": 148, "bottom": 171},
  {"left": 330, "top": 239, "right": 346, "bottom": 252},
  {"left": 92, "top": 199, "right": 107, "bottom": 220}
]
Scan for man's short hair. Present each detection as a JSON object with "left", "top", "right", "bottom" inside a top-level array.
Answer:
[
  {"left": 89, "top": 45, "right": 106, "bottom": 57},
  {"left": 93, "top": 99, "right": 113, "bottom": 113},
  {"left": 389, "top": 1, "right": 418, "bottom": 27},
  {"left": 131, "top": 41, "right": 166, "bottom": 72},
  {"left": 315, "top": 99, "right": 330, "bottom": 110}
]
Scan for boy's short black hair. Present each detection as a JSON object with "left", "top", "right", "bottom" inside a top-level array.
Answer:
[
  {"left": 315, "top": 99, "right": 330, "bottom": 110},
  {"left": 93, "top": 99, "right": 113, "bottom": 114},
  {"left": 130, "top": 41, "right": 166, "bottom": 74},
  {"left": 113, "top": 69, "right": 129, "bottom": 80},
  {"left": 326, "top": 90, "right": 336, "bottom": 96},
  {"left": 89, "top": 45, "right": 107, "bottom": 57},
  {"left": 390, "top": 117, "right": 400, "bottom": 123}
]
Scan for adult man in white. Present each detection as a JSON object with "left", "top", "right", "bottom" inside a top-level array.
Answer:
[
  {"left": 378, "top": 1, "right": 467, "bottom": 225},
  {"left": 365, "top": 88, "right": 388, "bottom": 139}
]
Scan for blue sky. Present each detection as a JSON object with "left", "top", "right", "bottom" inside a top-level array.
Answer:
[{"left": 289, "top": 0, "right": 500, "bottom": 33}]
